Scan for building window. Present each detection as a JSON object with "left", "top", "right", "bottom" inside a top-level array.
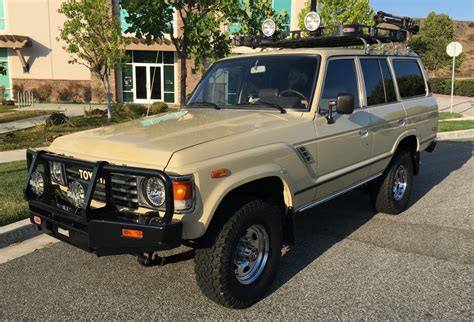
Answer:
[
  {"left": 122, "top": 50, "right": 175, "bottom": 104},
  {"left": 0, "top": 0, "right": 6, "bottom": 31},
  {"left": 0, "top": 48, "right": 10, "bottom": 99}
]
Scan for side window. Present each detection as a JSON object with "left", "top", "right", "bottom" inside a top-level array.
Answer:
[
  {"left": 360, "top": 59, "right": 385, "bottom": 106},
  {"left": 319, "top": 59, "right": 359, "bottom": 113},
  {"left": 379, "top": 59, "right": 397, "bottom": 102},
  {"left": 393, "top": 60, "right": 426, "bottom": 98}
]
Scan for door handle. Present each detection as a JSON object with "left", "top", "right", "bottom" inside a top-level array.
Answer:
[
  {"left": 398, "top": 119, "right": 406, "bottom": 127},
  {"left": 359, "top": 128, "right": 368, "bottom": 137}
]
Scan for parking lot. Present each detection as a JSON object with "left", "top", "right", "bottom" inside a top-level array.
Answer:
[{"left": 0, "top": 139, "right": 472, "bottom": 319}]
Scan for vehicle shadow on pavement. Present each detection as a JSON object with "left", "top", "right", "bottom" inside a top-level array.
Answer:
[{"left": 270, "top": 139, "right": 472, "bottom": 296}]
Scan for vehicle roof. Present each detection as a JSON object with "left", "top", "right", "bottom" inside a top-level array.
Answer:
[{"left": 220, "top": 47, "right": 419, "bottom": 61}]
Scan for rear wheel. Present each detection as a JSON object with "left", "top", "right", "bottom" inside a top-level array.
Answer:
[
  {"left": 370, "top": 150, "right": 414, "bottom": 214},
  {"left": 194, "top": 199, "right": 282, "bottom": 308}
]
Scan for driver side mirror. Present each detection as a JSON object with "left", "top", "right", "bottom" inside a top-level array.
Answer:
[
  {"left": 335, "top": 94, "right": 355, "bottom": 115},
  {"left": 326, "top": 94, "right": 355, "bottom": 124}
]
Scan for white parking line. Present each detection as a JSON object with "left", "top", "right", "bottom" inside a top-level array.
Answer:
[{"left": 0, "top": 234, "right": 59, "bottom": 264}]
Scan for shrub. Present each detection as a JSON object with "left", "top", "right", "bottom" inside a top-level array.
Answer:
[
  {"left": 84, "top": 108, "right": 106, "bottom": 117},
  {"left": 469, "top": 22, "right": 474, "bottom": 27},
  {"left": 46, "top": 112, "right": 69, "bottom": 126},
  {"left": 124, "top": 103, "right": 147, "bottom": 116},
  {"left": 430, "top": 78, "right": 474, "bottom": 97},
  {"left": 1, "top": 99, "right": 15, "bottom": 106},
  {"left": 148, "top": 102, "right": 168, "bottom": 115},
  {"left": 468, "top": 34, "right": 474, "bottom": 42}
]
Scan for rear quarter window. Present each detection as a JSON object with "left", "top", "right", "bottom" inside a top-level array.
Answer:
[{"left": 392, "top": 60, "right": 426, "bottom": 99}]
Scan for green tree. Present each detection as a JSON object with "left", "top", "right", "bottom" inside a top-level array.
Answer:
[
  {"left": 409, "top": 12, "right": 464, "bottom": 75},
  {"left": 298, "top": 0, "right": 374, "bottom": 28},
  {"left": 122, "top": 0, "right": 241, "bottom": 106},
  {"left": 58, "top": 0, "right": 128, "bottom": 121},
  {"left": 235, "top": 0, "right": 289, "bottom": 36}
]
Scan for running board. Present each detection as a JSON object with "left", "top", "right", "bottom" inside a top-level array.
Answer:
[{"left": 296, "top": 172, "right": 383, "bottom": 213}]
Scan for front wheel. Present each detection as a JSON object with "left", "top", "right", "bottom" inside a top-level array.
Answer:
[
  {"left": 369, "top": 150, "right": 414, "bottom": 215},
  {"left": 194, "top": 199, "right": 282, "bottom": 308}
]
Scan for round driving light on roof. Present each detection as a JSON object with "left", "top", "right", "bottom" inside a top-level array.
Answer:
[
  {"left": 261, "top": 19, "right": 276, "bottom": 37},
  {"left": 29, "top": 171, "right": 45, "bottom": 196},
  {"left": 143, "top": 177, "right": 166, "bottom": 208},
  {"left": 67, "top": 181, "right": 85, "bottom": 208},
  {"left": 304, "top": 11, "right": 321, "bottom": 31}
]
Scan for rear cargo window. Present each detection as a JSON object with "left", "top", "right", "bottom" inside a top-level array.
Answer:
[{"left": 393, "top": 60, "right": 426, "bottom": 98}]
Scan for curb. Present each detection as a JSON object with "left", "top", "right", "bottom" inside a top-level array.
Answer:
[
  {"left": 433, "top": 94, "right": 473, "bottom": 100},
  {"left": 0, "top": 219, "right": 41, "bottom": 248},
  {"left": 437, "top": 129, "right": 474, "bottom": 140}
]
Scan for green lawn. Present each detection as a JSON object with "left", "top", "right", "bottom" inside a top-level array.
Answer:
[
  {"left": 0, "top": 105, "right": 18, "bottom": 113},
  {"left": 0, "top": 110, "right": 55, "bottom": 124},
  {"left": 0, "top": 161, "right": 29, "bottom": 226},
  {"left": 438, "top": 112, "right": 463, "bottom": 120},
  {"left": 0, "top": 107, "right": 177, "bottom": 152},
  {"left": 438, "top": 120, "right": 474, "bottom": 132}
]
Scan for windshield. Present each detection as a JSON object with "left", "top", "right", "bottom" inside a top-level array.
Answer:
[{"left": 188, "top": 55, "right": 320, "bottom": 111}]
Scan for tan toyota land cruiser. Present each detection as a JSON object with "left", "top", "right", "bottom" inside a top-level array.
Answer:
[{"left": 24, "top": 12, "right": 437, "bottom": 308}]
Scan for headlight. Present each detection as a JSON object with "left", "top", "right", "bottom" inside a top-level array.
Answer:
[
  {"left": 142, "top": 177, "right": 166, "bottom": 208},
  {"left": 29, "top": 171, "right": 45, "bottom": 196},
  {"left": 67, "top": 181, "right": 85, "bottom": 208},
  {"left": 261, "top": 19, "right": 276, "bottom": 37},
  {"left": 50, "top": 161, "right": 66, "bottom": 185},
  {"left": 304, "top": 11, "right": 321, "bottom": 31}
]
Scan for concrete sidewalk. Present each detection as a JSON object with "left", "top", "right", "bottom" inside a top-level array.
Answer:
[
  {"left": 0, "top": 149, "right": 28, "bottom": 163},
  {"left": 16, "top": 103, "right": 106, "bottom": 117},
  {"left": 434, "top": 95, "right": 473, "bottom": 117},
  {"left": 0, "top": 115, "right": 49, "bottom": 134}
]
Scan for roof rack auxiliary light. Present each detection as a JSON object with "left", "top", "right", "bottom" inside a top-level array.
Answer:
[
  {"left": 261, "top": 19, "right": 276, "bottom": 37},
  {"left": 304, "top": 12, "right": 321, "bottom": 32}
]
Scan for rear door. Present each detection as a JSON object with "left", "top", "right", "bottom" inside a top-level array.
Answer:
[
  {"left": 360, "top": 58, "right": 407, "bottom": 175},
  {"left": 313, "top": 57, "right": 372, "bottom": 200}
]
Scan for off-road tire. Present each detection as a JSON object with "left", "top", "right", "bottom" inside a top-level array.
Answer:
[
  {"left": 370, "top": 150, "right": 414, "bottom": 215},
  {"left": 194, "top": 199, "right": 282, "bottom": 309}
]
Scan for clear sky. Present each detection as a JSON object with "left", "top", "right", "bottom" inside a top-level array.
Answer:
[{"left": 370, "top": 0, "right": 474, "bottom": 21}]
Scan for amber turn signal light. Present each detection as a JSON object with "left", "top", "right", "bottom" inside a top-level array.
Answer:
[
  {"left": 211, "top": 169, "right": 229, "bottom": 178},
  {"left": 121, "top": 229, "right": 143, "bottom": 239}
]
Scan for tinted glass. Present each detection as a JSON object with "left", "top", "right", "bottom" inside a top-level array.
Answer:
[
  {"left": 189, "top": 55, "right": 320, "bottom": 110},
  {"left": 380, "top": 59, "right": 397, "bottom": 102},
  {"left": 393, "top": 60, "right": 426, "bottom": 98},
  {"left": 320, "top": 59, "right": 359, "bottom": 113},
  {"left": 360, "top": 59, "right": 385, "bottom": 106}
]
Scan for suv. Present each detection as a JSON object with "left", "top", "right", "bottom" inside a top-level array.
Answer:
[{"left": 24, "top": 37, "right": 438, "bottom": 309}]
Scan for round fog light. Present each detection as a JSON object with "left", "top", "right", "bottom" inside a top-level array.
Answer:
[
  {"left": 68, "top": 181, "right": 85, "bottom": 208},
  {"left": 304, "top": 11, "right": 321, "bottom": 31},
  {"left": 261, "top": 19, "right": 276, "bottom": 37},
  {"left": 29, "top": 171, "right": 45, "bottom": 196}
]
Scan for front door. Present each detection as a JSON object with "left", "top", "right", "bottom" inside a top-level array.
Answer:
[
  {"left": 313, "top": 57, "right": 372, "bottom": 199},
  {"left": 133, "top": 64, "right": 162, "bottom": 103}
]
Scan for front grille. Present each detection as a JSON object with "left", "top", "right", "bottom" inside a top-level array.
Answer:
[{"left": 65, "top": 166, "right": 139, "bottom": 208}]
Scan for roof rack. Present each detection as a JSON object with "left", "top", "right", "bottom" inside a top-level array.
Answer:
[{"left": 233, "top": 11, "right": 419, "bottom": 52}]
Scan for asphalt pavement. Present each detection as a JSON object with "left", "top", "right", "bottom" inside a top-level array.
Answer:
[{"left": 0, "top": 139, "right": 472, "bottom": 319}]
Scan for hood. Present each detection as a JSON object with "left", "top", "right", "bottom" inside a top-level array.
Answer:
[{"left": 48, "top": 109, "right": 295, "bottom": 169}]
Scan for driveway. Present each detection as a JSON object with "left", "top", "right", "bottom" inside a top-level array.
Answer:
[{"left": 0, "top": 139, "right": 472, "bottom": 319}]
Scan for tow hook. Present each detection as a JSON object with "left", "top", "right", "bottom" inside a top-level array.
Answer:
[{"left": 137, "top": 249, "right": 196, "bottom": 267}]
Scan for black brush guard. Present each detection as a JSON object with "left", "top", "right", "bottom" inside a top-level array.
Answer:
[{"left": 24, "top": 150, "right": 182, "bottom": 256}]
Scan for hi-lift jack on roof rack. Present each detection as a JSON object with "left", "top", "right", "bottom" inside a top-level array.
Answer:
[{"left": 233, "top": 0, "right": 420, "bottom": 51}]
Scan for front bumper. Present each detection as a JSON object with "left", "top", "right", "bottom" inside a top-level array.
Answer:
[{"left": 25, "top": 150, "right": 183, "bottom": 256}]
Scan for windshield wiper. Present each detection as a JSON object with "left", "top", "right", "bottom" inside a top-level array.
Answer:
[
  {"left": 238, "top": 100, "right": 286, "bottom": 114},
  {"left": 187, "top": 101, "right": 221, "bottom": 110}
]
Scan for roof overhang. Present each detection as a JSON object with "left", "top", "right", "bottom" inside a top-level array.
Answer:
[
  {"left": 124, "top": 36, "right": 174, "bottom": 51},
  {"left": 0, "top": 35, "right": 32, "bottom": 73},
  {"left": 0, "top": 34, "right": 31, "bottom": 49}
]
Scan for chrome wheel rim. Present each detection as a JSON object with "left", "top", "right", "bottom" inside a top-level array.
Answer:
[
  {"left": 393, "top": 164, "right": 408, "bottom": 201},
  {"left": 234, "top": 224, "right": 269, "bottom": 285}
]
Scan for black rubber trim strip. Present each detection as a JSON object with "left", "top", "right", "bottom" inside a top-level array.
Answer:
[{"left": 294, "top": 155, "right": 391, "bottom": 196}]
